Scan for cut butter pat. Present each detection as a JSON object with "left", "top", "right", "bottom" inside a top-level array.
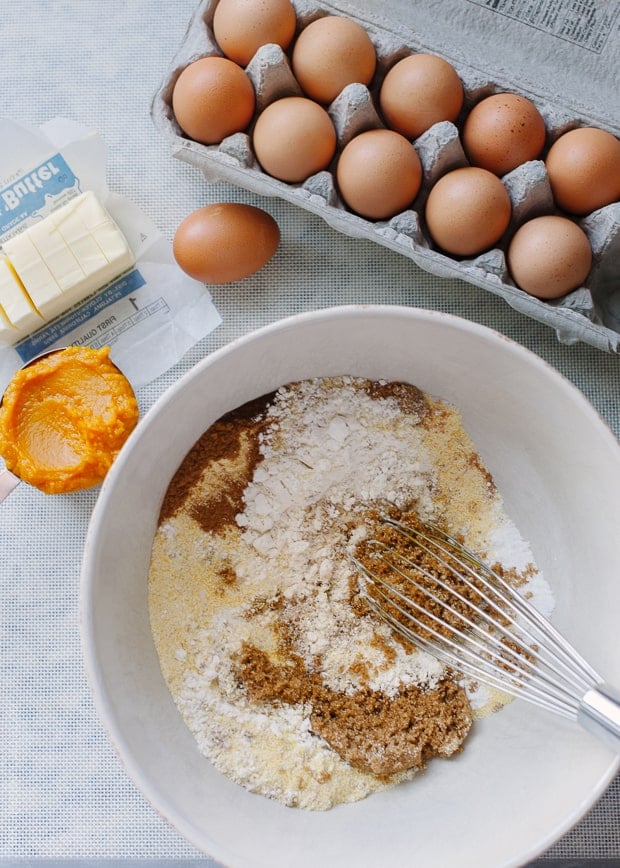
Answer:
[
  {"left": 3, "top": 231, "right": 66, "bottom": 320},
  {"left": 0, "top": 255, "right": 43, "bottom": 341},
  {"left": 0, "top": 191, "right": 135, "bottom": 345},
  {"left": 0, "top": 303, "right": 17, "bottom": 345}
]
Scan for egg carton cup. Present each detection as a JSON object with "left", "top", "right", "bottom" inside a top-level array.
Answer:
[{"left": 152, "top": 0, "right": 620, "bottom": 353}]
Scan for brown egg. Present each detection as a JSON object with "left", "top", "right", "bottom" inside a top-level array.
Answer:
[
  {"left": 379, "top": 53, "right": 463, "bottom": 140},
  {"left": 212, "top": 0, "right": 297, "bottom": 66},
  {"left": 252, "top": 97, "right": 337, "bottom": 183},
  {"left": 336, "top": 129, "right": 422, "bottom": 220},
  {"left": 425, "top": 167, "right": 511, "bottom": 256},
  {"left": 172, "top": 56, "right": 255, "bottom": 145},
  {"left": 507, "top": 215, "right": 592, "bottom": 299},
  {"left": 291, "top": 15, "right": 376, "bottom": 104},
  {"left": 173, "top": 203, "right": 280, "bottom": 284},
  {"left": 462, "top": 93, "right": 546, "bottom": 176},
  {"left": 545, "top": 127, "right": 620, "bottom": 216}
]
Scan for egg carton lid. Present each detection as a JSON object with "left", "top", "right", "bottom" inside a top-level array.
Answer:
[
  {"left": 358, "top": 0, "right": 619, "bottom": 137},
  {"left": 152, "top": 0, "right": 620, "bottom": 352}
]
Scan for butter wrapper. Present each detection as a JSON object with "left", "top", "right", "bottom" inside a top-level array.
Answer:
[{"left": 0, "top": 117, "right": 222, "bottom": 394}]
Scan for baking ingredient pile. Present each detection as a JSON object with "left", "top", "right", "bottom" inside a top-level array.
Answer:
[{"left": 148, "top": 377, "right": 554, "bottom": 809}]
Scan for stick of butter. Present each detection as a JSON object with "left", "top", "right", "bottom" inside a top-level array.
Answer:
[{"left": 0, "top": 191, "right": 135, "bottom": 345}]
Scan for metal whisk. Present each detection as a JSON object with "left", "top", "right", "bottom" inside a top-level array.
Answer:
[{"left": 352, "top": 516, "right": 620, "bottom": 752}]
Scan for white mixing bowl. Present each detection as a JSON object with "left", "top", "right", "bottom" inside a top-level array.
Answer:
[{"left": 80, "top": 305, "right": 620, "bottom": 868}]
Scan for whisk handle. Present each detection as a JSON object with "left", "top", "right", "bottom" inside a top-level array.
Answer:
[{"left": 578, "top": 683, "right": 620, "bottom": 754}]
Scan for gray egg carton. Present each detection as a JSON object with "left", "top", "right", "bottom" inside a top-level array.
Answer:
[{"left": 151, "top": 0, "right": 620, "bottom": 352}]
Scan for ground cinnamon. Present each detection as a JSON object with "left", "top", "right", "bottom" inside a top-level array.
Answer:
[{"left": 158, "top": 392, "right": 274, "bottom": 530}]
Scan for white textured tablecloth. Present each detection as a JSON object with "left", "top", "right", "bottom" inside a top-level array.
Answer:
[{"left": 1, "top": 1, "right": 619, "bottom": 863}]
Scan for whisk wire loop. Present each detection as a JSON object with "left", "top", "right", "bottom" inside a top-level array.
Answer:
[
  {"left": 365, "top": 545, "right": 539, "bottom": 682},
  {"left": 361, "top": 580, "right": 578, "bottom": 718},
  {"left": 385, "top": 518, "right": 600, "bottom": 692},
  {"left": 352, "top": 517, "right": 620, "bottom": 745},
  {"left": 354, "top": 548, "right": 583, "bottom": 718},
  {"left": 416, "top": 522, "right": 601, "bottom": 689},
  {"left": 382, "top": 518, "right": 601, "bottom": 692}
]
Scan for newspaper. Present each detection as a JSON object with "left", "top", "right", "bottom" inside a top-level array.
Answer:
[{"left": 374, "top": 0, "right": 619, "bottom": 133}]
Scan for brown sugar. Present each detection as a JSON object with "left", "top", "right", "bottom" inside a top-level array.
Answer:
[
  {"left": 311, "top": 677, "right": 471, "bottom": 776},
  {"left": 352, "top": 509, "right": 539, "bottom": 679},
  {"left": 237, "top": 641, "right": 472, "bottom": 776},
  {"left": 353, "top": 509, "right": 493, "bottom": 644}
]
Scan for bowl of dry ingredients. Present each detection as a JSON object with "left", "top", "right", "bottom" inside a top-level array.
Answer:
[{"left": 81, "top": 305, "right": 620, "bottom": 868}]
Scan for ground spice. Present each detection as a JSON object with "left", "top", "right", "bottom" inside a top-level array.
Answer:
[
  {"left": 158, "top": 392, "right": 274, "bottom": 531},
  {"left": 364, "top": 380, "right": 430, "bottom": 418}
]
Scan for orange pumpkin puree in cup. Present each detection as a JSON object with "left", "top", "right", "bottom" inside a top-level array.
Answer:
[{"left": 0, "top": 346, "right": 139, "bottom": 494}]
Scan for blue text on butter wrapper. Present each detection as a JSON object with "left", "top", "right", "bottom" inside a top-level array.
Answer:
[
  {"left": 15, "top": 268, "right": 147, "bottom": 362},
  {"left": 0, "top": 154, "right": 79, "bottom": 236}
]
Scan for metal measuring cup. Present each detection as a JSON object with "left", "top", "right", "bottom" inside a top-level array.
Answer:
[{"left": 0, "top": 347, "right": 137, "bottom": 504}]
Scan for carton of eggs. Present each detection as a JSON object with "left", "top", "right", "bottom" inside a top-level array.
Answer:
[{"left": 152, "top": 0, "right": 620, "bottom": 352}]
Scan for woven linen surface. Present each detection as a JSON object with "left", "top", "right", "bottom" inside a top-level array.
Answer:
[{"left": 1, "top": 0, "right": 619, "bottom": 863}]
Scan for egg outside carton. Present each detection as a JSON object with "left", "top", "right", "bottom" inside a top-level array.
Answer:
[{"left": 151, "top": 0, "right": 620, "bottom": 353}]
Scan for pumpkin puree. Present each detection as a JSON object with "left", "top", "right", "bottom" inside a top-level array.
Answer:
[{"left": 0, "top": 346, "right": 139, "bottom": 494}]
